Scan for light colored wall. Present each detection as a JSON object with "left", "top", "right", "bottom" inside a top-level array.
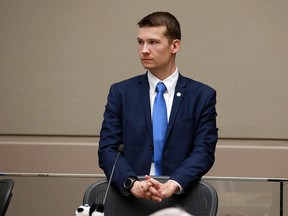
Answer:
[
  {"left": 0, "top": 1, "right": 288, "bottom": 215},
  {"left": 1, "top": 0, "right": 287, "bottom": 138}
]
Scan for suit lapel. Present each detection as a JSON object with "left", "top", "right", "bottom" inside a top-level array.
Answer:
[
  {"left": 165, "top": 74, "right": 186, "bottom": 141},
  {"left": 138, "top": 74, "right": 153, "bottom": 140},
  {"left": 138, "top": 73, "right": 187, "bottom": 144}
]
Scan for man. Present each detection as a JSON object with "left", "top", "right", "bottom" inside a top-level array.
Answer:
[{"left": 98, "top": 11, "right": 218, "bottom": 202}]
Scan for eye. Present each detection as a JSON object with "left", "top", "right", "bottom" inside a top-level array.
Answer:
[
  {"left": 150, "top": 40, "right": 158, "bottom": 44},
  {"left": 137, "top": 39, "right": 144, "bottom": 45}
]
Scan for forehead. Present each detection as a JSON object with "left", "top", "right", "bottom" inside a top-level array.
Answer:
[{"left": 137, "top": 26, "right": 167, "bottom": 40}]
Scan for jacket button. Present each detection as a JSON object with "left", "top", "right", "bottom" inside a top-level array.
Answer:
[{"left": 149, "top": 144, "right": 153, "bottom": 150}]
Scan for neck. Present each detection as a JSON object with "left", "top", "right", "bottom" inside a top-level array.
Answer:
[{"left": 150, "top": 64, "right": 176, "bottom": 81}]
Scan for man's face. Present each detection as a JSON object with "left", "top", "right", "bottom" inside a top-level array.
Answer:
[{"left": 137, "top": 26, "right": 176, "bottom": 72}]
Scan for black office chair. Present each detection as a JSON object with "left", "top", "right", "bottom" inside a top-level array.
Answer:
[
  {"left": 83, "top": 176, "right": 218, "bottom": 216},
  {"left": 0, "top": 179, "right": 14, "bottom": 216}
]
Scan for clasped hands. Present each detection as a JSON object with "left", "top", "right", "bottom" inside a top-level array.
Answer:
[{"left": 130, "top": 175, "right": 179, "bottom": 202}]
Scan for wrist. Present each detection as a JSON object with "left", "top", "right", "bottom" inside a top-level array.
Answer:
[
  {"left": 168, "top": 180, "right": 181, "bottom": 194},
  {"left": 123, "top": 177, "right": 138, "bottom": 193}
]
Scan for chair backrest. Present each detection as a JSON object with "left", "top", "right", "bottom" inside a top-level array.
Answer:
[
  {"left": 0, "top": 179, "right": 14, "bottom": 216},
  {"left": 83, "top": 176, "right": 218, "bottom": 216}
]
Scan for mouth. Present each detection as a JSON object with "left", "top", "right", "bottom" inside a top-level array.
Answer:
[{"left": 142, "top": 58, "right": 153, "bottom": 62}]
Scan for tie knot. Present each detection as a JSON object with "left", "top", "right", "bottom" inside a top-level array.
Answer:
[{"left": 156, "top": 82, "right": 166, "bottom": 94}]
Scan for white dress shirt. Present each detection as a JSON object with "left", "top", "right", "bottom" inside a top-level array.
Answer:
[
  {"left": 147, "top": 68, "right": 183, "bottom": 193},
  {"left": 147, "top": 68, "right": 179, "bottom": 122}
]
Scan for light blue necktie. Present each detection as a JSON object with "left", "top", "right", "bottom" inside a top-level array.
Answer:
[{"left": 153, "top": 82, "right": 167, "bottom": 176}]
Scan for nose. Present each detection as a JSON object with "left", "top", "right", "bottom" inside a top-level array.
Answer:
[{"left": 141, "top": 43, "right": 150, "bottom": 54}]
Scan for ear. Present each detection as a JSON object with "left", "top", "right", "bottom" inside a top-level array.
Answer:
[{"left": 171, "top": 39, "right": 181, "bottom": 54}]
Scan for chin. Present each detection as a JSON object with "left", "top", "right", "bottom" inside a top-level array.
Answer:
[{"left": 142, "top": 64, "right": 154, "bottom": 70}]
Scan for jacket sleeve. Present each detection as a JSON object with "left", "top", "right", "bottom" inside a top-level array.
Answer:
[
  {"left": 170, "top": 89, "right": 218, "bottom": 193},
  {"left": 98, "top": 84, "right": 138, "bottom": 195}
]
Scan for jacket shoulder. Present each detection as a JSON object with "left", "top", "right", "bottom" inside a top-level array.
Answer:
[
  {"left": 111, "top": 74, "right": 147, "bottom": 88},
  {"left": 179, "top": 74, "right": 216, "bottom": 93}
]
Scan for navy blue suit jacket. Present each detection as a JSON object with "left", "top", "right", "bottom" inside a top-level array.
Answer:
[{"left": 98, "top": 73, "right": 218, "bottom": 194}]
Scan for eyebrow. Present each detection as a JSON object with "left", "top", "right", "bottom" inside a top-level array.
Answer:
[{"left": 136, "top": 37, "right": 161, "bottom": 41}]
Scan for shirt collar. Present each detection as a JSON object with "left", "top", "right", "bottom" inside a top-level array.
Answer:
[{"left": 147, "top": 67, "right": 179, "bottom": 93}]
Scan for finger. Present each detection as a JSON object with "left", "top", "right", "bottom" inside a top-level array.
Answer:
[
  {"left": 146, "top": 177, "right": 161, "bottom": 189},
  {"left": 148, "top": 185, "right": 161, "bottom": 197},
  {"left": 143, "top": 191, "right": 152, "bottom": 200},
  {"left": 144, "top": 175, "right": 152, "bottom": 181},
  {"left": 141, "top": 182, "right": 152, "bottom": 193},
  {"left": 145, "top": 191, "right": 151, "bottom": 197},
  {"left": 150, "top": 194, "right": 162, "bottom": 202}
]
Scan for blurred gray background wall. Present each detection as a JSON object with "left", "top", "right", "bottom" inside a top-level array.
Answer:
[{"left": 0, "top": 1, "right": 288, "bottom": 215}]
